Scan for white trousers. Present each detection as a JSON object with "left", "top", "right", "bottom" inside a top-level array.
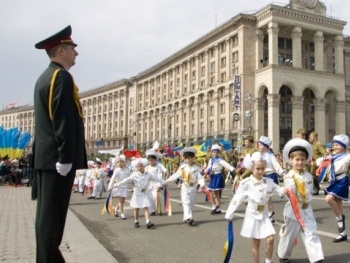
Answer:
[
  {"left": 181, "top": 186, "right": 196, "bottom": 221},
  {"left": 78, "top": 175, "right": 86, "bottom": 192},
  {"left": 148, "top": 191, "right": 156, "bottom": 213},
  {"left": 277, "top": 216, "right": 324, "bottom": 263},
  {"left": 92, "top": 179, "right": 104, "bottom": 198}
]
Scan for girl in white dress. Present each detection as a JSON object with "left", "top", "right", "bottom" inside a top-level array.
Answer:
[
  {"left": 116, "top": 158, "right": 165, "bottom": 229},
  {"left": 108, "top": 155, "right": 131, "bottom": 220},
  {"left": 225, "top": 152, "right": 285, "bottom": 263}
]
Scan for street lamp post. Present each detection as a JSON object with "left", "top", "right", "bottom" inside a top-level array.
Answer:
[{"left": 244, "top": 94, "right": 253, "bottom": 135}]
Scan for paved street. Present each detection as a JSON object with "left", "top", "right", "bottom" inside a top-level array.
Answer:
[
  {"left": 0, "top": 184, "right": 117, "bottom": 263},
  {"left": 69, "top": 180, "right": 350, "bottom": 263}
]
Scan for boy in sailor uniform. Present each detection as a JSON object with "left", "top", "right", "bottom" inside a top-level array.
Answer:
[
  {"left": 258, "top": 136, "right": 286, "bottom": 223},
  {"left": 277, "top": 138, "right": 324, "bottom": 263},
  {"left": 165, "top": 147, "right": 205, "bottom": 225},
  {"left": 116, "top": 158, "right": 165, "bottom": 228},
  {"left": 204, "top": 144, "right": 235, "bottom": 214},
  {"left": 85, "top": 161, "right": 95, "bottom": 198},
  {"left": 78, "top": 168, "right": 87, "bottom": 194},
  {"left": 90, "top": 158, "right": 106, "bottom": 199},
  {"left": 316, "top": 134, "right": 350, "bottom": 243},
  {"left": 108, "top": 155, "right": 131, "bottom": 219},
  {"left": 225, "top": 152, "right": 285, "bottom": 263},
  {"left": 145, "top": 149, "right": 167, "bottom": 216}
]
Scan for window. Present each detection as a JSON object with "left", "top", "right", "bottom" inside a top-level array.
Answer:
[
  {"left": 192, "top": 71, "right": 196, "bottom": 79},
  {"left": 200, "top": 109, "right": 204, "bottom": 118},
  {"left": 221, "top": 42, "right": 226, "bottom": 52},
  {"left": 210, "top": 62, "right": 215, "bottom": 73},
  {"left": 220, "top": 119, "right": 225, "bottom": 130},
  {"left": 278, "top": 38, "right": 284, "bottom": 49},
  {"left": 309, "top": 43, "right": 314, "bottom": 51},
  {"left": 201, "top": 66, "right": 205, "bottom": 76},
  {"left": 286, "top": 39, "right": 292, "bottom": 50},
  {"left": 221, "top": 57, "right": 226, "bottom": 68},
  {"left": 210, "top": 106, "right": 214, "bottom": 116},
  {"left": 220, "top": 103, "right": 225, "bottom": 113}
]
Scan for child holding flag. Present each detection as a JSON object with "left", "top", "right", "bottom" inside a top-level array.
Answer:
[
  {"left": 277, "top": 138, "right": 324, "bottom": 263},
  {"left": 225, "top": 152, "right": 285, "bottom": 263}
]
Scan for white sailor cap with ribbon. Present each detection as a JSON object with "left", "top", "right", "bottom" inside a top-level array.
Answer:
[
  {"left": 145, "top": 149, "right": 162, "bottom": 159},
  {"left": 283, "top": 138, "right": 312, "bottom": 165},
  {"left": 96, "top": 158, "right": 102, "bottom": 164},
  {"left": 180, "top": 147, "right": 197, "bottom": 157},
  {"left": 132, "top": 158, "right": 149, "bottom": 167},
  {"left": 259, "top": 136, "right": 272, "bottom": 149},
  {"left": 87, "top": 160, "right": 95, "bottom": 166},
  {"left": 243, "top": 152, "right": 265, "bottom": 170},
  {"left": 211, "top": 144, "right": 221, "bottom": 152},
  {"left": 116, "top": 154, "right": 126, "bottom": 163},
  {"left": 333, "top": 134, "right": 349, "bottom": 149}
]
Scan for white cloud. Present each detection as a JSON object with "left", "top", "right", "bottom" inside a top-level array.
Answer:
[{"left": 0, "top": 0, "right": 349, "bottom": 107}]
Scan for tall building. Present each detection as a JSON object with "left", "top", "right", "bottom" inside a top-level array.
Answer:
[{"left": 1, "top": 0, "right": 350, "bottom": 154}]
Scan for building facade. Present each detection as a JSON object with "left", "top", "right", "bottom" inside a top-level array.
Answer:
[{"left": 1, "top": 0, "right": 350, "bottom": 154}]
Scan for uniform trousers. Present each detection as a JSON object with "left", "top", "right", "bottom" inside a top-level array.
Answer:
[
  {"left": 278, "top": 216, "right": 324, "bottom": 263},
  {"left": 35, "top": 169, "right": 75, "bottom": 263},
  {"left": 78, "top": 175, "right": 86, "bottom": 192},
  {"left": 181, "top": 185, "right": 196, "bottom": 220}
]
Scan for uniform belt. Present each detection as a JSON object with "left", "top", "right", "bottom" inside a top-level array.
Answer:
[
  {"left": 141, "top": 188, "right": 146, "bottom": 192},
  {"left": 185, "top": 182, "right": 195, "bottom": 187},
  {"left": 301, "top": 203, "right": 309, "bottom": 209},
  {"left": 335, "top": 173, "right": 346, "bottom": 180},
  {"left": 257, "top": 205, "right": 265, "bottom": 212}
]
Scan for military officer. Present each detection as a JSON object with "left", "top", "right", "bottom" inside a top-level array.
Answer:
[
  {"left": 33, "top": 25, "right": 87, "bottom": 263},
  {"left": 308, "top": 131, "right": 327, "bottom": 195}
]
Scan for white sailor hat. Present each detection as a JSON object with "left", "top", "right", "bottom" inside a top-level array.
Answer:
[
  {"left": 145, "top": 149, "right": 162, "bottom": 159},
  {"left": 259, "top": 136, "right": 272, "bottom": 148},
  {"left": 211, "top": 144, "right": 221, "bottom": 152},
  {"left": 137, "top": 158, "right": 149, "bottom": 167},
  {"left": 87, "top": 160, "right": 95, "bottom": 166},
  {"left": 243, "top": 152, "right": 265, "bottom": 170},
  {"left": 333, "top": 134, "right": 349, "bottom": 149},
  {"left": 96, "top": 158, "right": 102, "bottom": 164},
  {"left": 116, "top": 154, "right": 126, "bottom": 163},
  {"left": 283, "top": 138, "right": 312, "bottom": 165},
  {"left": 180, "top": 147, "right": 197, "bottom": 157}
]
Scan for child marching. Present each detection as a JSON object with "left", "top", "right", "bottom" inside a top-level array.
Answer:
[
  {"left": 165, "top": 147, "right": 205, "bottom": 225},
  {"left": 107, "top": 155, "right": 131, "bottom": 220},
  {"left": 116, "top": 158, "right": 165, "bottom": 229},
  {"left": 277, "top": 138, "right": 324, "bottom": 263},
  {"left": 225, "top": 152, "right": 285, "bottom": 263}
]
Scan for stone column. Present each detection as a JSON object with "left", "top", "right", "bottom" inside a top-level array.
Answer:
[
  {"left": 314, "top": 31, "right": 324, "bottom": 71},
  {"left": 335, "top": 100, "right": 346, "bottom": 133},
  {"left": 291, "top": 96, "right": 304, "bottom": 136},
  {"left": 267, "top": 94, "right": 280, "bottom": 151},
  {"left": 225, "top": 38, "right": 231, "bottom": 80},
  {"left": 254, "top": 98, "right": 265, "bottom": 138},
  {"left": 256, "top": 29, "right": 264, "bottom": 69},
  {"left": 291, "top": 26, "right": 302, "bottom": 69},
  {"left": 267, "top": 22, "right": 279, "bottom": 65},
  {"left": 313, "top": 99, "right": 326, "bottom": 142},
  {"left": 334, "top": 35, "right": 344, "bottom": 74}
]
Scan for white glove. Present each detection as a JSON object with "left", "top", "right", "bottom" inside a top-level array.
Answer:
[{"left": 56, "top": 162, "right": 72, "bottom": 176}]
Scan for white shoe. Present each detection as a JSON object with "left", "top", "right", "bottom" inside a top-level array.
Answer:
[{"left": 120, "top": 213, "right": 126, "bottom": 220}]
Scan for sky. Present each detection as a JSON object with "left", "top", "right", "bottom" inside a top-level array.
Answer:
[{"left": 0, "top": 0, "right": 349, "bottom": 109}]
